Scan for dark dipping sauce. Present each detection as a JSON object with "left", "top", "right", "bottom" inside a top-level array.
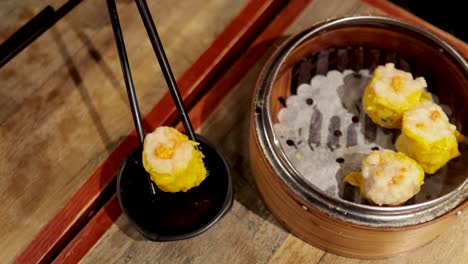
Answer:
[{"left": 117, "top": 136, "right": 232, "bottom": 241}]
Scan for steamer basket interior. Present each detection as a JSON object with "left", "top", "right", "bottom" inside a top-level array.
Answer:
[{"left": 266, "top": 19, "right": 468, "bottom": 210}]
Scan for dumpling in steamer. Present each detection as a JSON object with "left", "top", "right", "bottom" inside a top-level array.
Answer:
[
  {"left": 142, "top": 126, "right": 207, "bottom": 193},
  {"left": 363, "top": 63, "right": 431, "bottom": 128},
  {"left": 344, "top": 150, "right": 424, "bottom": 206},
  {"left": 395, "top": 101, "right": 463, "bottom": 174}
]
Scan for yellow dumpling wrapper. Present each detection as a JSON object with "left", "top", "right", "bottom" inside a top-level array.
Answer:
[
  {"left": 344, "top": 150, "right": 424, "bottom": 206},
  {"left": 395, "top": 101, "right": 461, "bottom": 174},
  {"left": 142, "top": 126, "right": 207, "bottom": 193},
  {"left": 363, "top": 63, "right": 430, "bottom": 128}
]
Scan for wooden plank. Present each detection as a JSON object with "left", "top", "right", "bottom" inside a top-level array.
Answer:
[
  {"left": 268, "top": 235, "right": 325, "bottom": 264},
  {"left": 80, "top": 0, "right": 468, "bottom": 263},
  {"left": 56, "top": 0, "right": 312, "bottom": 263},
  {"left": 12, "top": 1, "right": 287, "bottom": 263},
  {"left": 78, "top": 59, "right": 285, "bottom": 264},
  {"left": 4, "top": 0, "right": 250, "bottom": 263},
  {"left": 0, "top": 0, "right": 106, "bottom": 124},
  {"left": 49, "top": 194, "right": 123, "bottom": 264},
  {"left": 0, "top": 0, "right": 67, "bottom": 43},
  {"left": 13, "top": 0, "right": 468, "bottom": 263}
]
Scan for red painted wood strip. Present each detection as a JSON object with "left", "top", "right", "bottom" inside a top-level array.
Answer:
[
  {"left": 54, "top": 195, "right": 122, "bottom": 264},
  {"left": 53, "top": 2, "right": 467, "bottom": 262},
  {"left": 13, "top": 1, "right": 286, "bottom": 263},
  {"left": 52, "top": 0, "right": 312, "bottom": 263},
  {"left": 362, "top": 0, "right": 468, "bottom": 57}
]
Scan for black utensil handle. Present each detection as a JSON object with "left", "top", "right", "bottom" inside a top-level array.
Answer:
[
  {"left": 107, "top": 0, "right": 145, "bottom": 145},
  {"left": 135, "top": 0, "right": 197, "bottom": 142},
  {"left": 107, "top": 0, "right": 157, "bottom": 196}
]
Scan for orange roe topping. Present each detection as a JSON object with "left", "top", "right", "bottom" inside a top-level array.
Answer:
[
  {"left": 154, "top": 144, "right": 175, "bottom": 159},
  {"left": 416, "top": 123, "right": 425, "bottom": 128},
  {"left": 391, "top": 76, "right": 403, "bottom": 93},
  {"left": 429, "top": 110, "right": 441, "bottom": 121},
  {"left": 391, "top": 174, "right": 405, "bottom": 185}
]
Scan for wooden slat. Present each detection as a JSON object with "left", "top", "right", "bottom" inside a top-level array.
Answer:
[
  {"left": 0, "top": 0, "right": 67, "bottom": 43},
  {"left": 78, "top": 0, "right": 468, "bottom": 263},
  {"left": 3, "top": 1, "right": 245, "bottom": 262},
  {"left": 6, "top": 0, "right": 249, "bottom": 263},
  {"left": 12, "top": 1, "right": 287, "bottom": 263},
  {"left": 0, "top": 0, "right": 107, "bottom": 124},
  {"left": 14, "top": 0, "right": 468, "bottom": 263},
  {"left": 268, "top": 235, "right": 324, "bottom": 264},
  {"left": 54, "top": 0, "right": 312, "bottom": 263}
]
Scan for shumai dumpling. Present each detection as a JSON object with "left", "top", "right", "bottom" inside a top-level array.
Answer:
[
  {"left": 395, "top": 101, "right": 463, "bottom": 174},
  {"left": 142, "top": 126, "right": 207, "bottom": 192},
  {"left": 363, "top": 63, "right": 431, "bottom": 128},
  {"left": 344, "top": 150, "right": 424, "bottom": 206}
]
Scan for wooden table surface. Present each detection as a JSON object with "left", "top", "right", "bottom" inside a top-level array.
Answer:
[
  {"left": 0, "top": 0, "right": 248, "bottom": 262},
  {"left": 1, "top": 0, "right": 467, "bottom": 263}
]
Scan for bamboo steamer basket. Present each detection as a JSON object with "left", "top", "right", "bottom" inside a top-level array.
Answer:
[{"left": 250, "top": 16, "right": 468, "bottom": 259}]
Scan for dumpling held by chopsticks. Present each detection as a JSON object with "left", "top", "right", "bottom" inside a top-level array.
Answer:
[{"left": 142, "top": 126, "right": 207, "bottom": 192}]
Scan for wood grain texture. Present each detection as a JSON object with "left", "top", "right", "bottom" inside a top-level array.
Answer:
[
  {"left": 7, "top": 0, "right": 468, "bottom": 263},
  {"left": 76, "top": 0, "right": 312, "bottom": 263},
  {"left": 0, "top": 0, "right": 67, "bottom": 43},
  {"left": 77, "top": 60, "right": 291, "bottom": 264},
  {"left": 73, "top": 0, "right": 467, "bottom": 262},
  {"left": 269, "top": 235, "right": 325, "bottom": 264},
  {"left": 13, "top": 1, "right": 288, "bottom": 263},
  {"left": 18, "top": 1, "right": 289, "bottom": 263},
  {"left": 51, "top": 194, "right": 123, "bottom": 264},
  {"left": 2, "top": 0, "right": 248, "bottom": 263}
]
